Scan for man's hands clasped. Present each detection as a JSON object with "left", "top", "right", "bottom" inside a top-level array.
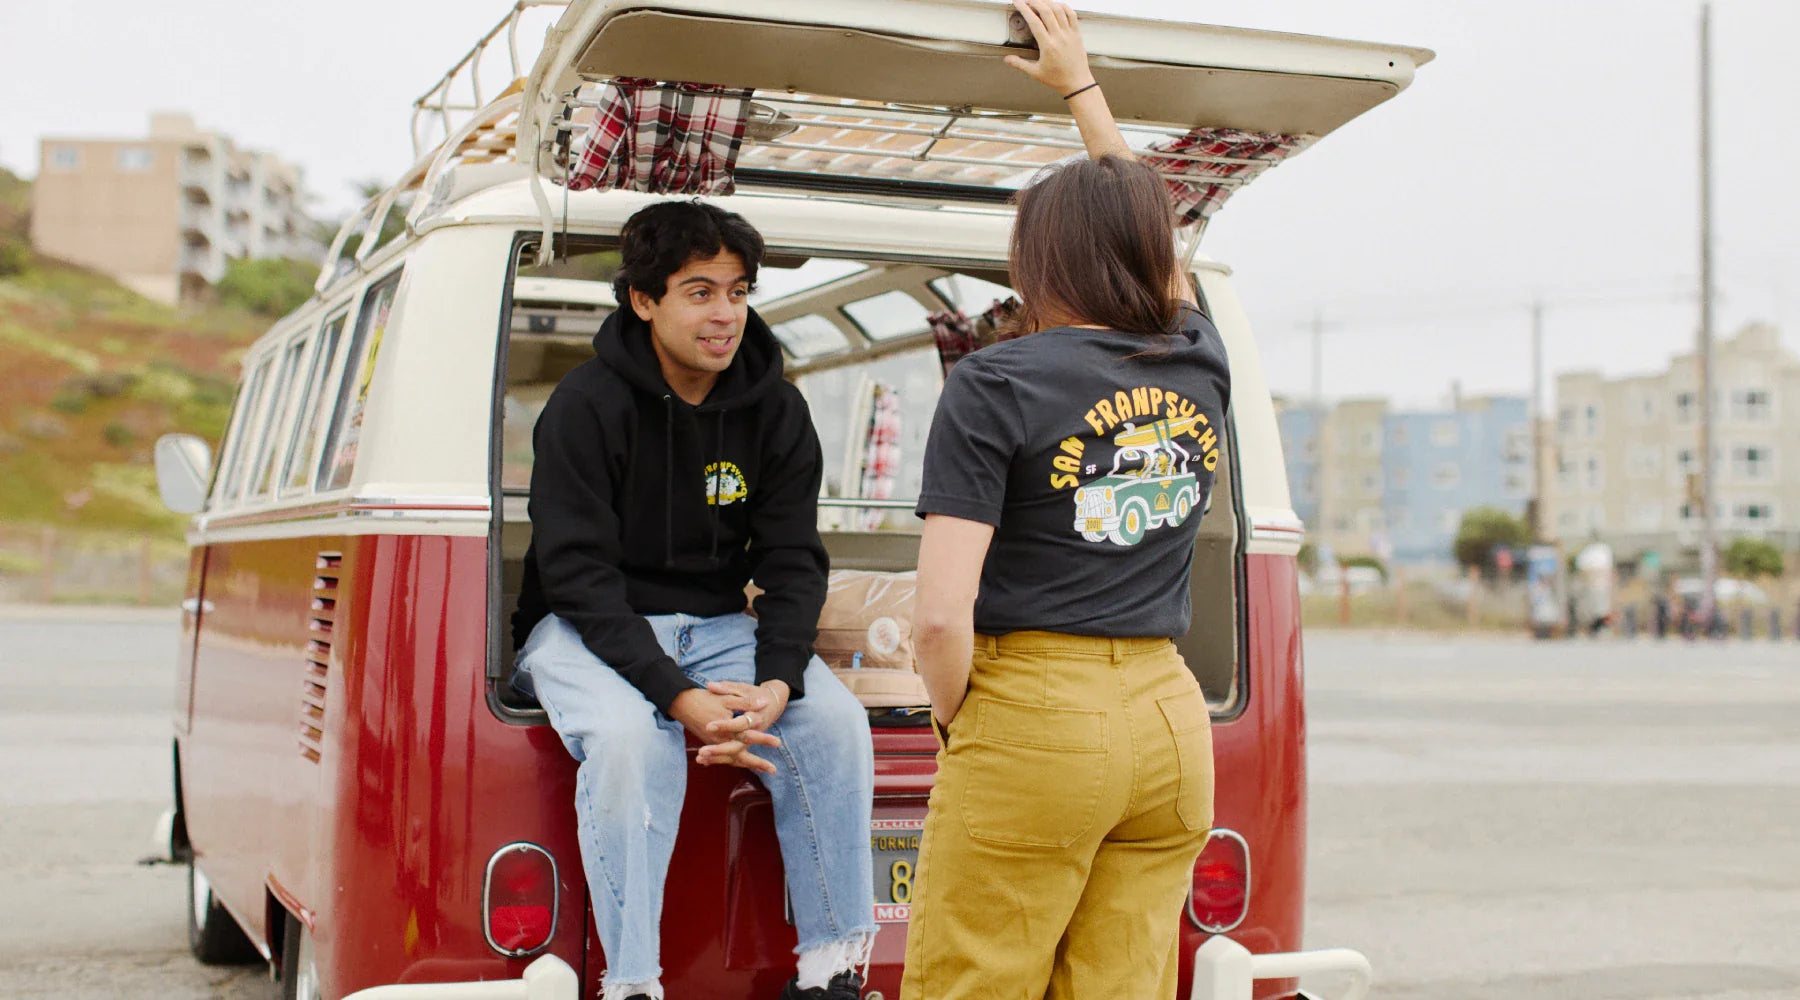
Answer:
[{"left": 669, "top": 680, "right": 791, "bottom": 775}]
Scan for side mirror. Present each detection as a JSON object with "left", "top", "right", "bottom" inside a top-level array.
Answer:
[{"left": 154, "top": 434, "right": 214, "bottom": 514}]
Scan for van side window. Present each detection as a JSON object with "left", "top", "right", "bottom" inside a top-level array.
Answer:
[
  {"left": 220, "top": 355, "right": 276, "bottom": 507},
  {"left": 248, "top": 334, "right": 311, "bottom": 499},
  {"left": 319, "top": 269, "right": 403, "bottom": 491},
  {"left": 281, "top": 312, "right": 348, "bottom": 496}
]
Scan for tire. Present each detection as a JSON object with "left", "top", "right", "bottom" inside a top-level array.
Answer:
[
  {"left": 187, "top": 861, "right": 260, "bottom": 965},
  {"left": 1109, "top": 498, "right": 1150, "bottom": 546},
  {"left": 282, "top": 912, "right": 322, "bottom": 1000},
  {"left": 1081, "top": 530, "right": 1107, "bottom": 542},
  {"left": 1173, "top": 489, "right": 1193, "bottom": 525}
]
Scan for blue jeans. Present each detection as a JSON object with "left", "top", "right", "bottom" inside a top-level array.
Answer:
[{"left": 517, "top": 613, "right": 877, "bottom": 988}]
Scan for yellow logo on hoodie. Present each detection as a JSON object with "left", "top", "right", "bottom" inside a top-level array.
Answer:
[{"left": 705, "top": 461, "right": 749, "bottom": 506}]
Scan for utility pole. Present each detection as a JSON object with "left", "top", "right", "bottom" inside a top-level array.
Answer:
[
  {"left": 1697, "top": 2, "right": 1719, "bottom": 626},
  {"left": 1528, "top": 299, "right": 1545, "bottom": 542}
]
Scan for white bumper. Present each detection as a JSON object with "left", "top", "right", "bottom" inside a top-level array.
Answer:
[
  {"left": 1189, "top": 936, "right": 1371, "bottom": 1000},
  {"left": 342, "top": 955, "right": 578, "bottom": 1000}
]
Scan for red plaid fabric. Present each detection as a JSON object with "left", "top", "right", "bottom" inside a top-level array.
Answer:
[
  {"left": 1142, "top": 128, "right": 1311, "bottom": 226},
  {"left": 564, "top": 77, "right": 754, "bottom": 195}
]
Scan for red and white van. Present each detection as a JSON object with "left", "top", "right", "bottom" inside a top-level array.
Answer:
[{"left": 152, "top": 4, "right": 1429, "bottom": 998}]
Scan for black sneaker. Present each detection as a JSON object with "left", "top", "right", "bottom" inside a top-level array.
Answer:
[{"left": 778, "top": 970, "right": 863, "bottom": 1000}]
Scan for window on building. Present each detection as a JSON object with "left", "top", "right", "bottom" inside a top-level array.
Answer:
[
  {"left": 1731, "top": 445, "right": 1771, "bottom": 480},
  {"left": 1730, "top": 389, "right": 1771, "bottom": 421},
  {"left": 1586, "top": 506, "right": 1605, "bottom": 531},
  {"left": 1430, "top": 421, "right": 1459, "bottom": 447},
  {"left": 116, "top": 147, "right": 154, "bottom": 171},
  {"left": 1362, "top": 472, "right": 1380, "bottom": 494},
  {"left": 1503, "top": 428, "right": 1531, "bottom": 461},
  {"left": 1433, "top": 462, "right": 1461, "bottom": 489},
  {"left": 1360, "top": 428, "right": 1380, "bottom": 454},
  {"left": 1637, "top": 391, "right": 1656, "bottom": 421},
  {"left": 1503, "top": 471, "right": 1530, "bottom": 495},
  {"left": 1734, "top": 503, "right": 1775, "bottom": 524},
  {"left": 1583, "top": 404, "right": 1600, "bottom": 437},
  {"left": 1675, "top": 391, "right": 1695, "bottom": 423},
  {"left": 1557, "top": 458, "right": 1574, "bottom": 491},
  {"left": 1557, "top": 407, "right": 1574, "bottom": 436},
  {"left": 49, "top": 146, "right": 79, "bottom": 170},
  {"left": 1630, "top": 503, "right": 1661, "bottom": 531},
  {"left": 1389, "top": 423, "right": 1408, "bottom": 446},
  {"left": 1585, "top": 455, "right": 1602, "bottom": 491}
]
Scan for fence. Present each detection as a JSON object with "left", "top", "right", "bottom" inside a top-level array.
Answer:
[{"left": 0, "top": 525, "right": 188, "bottom": 606}]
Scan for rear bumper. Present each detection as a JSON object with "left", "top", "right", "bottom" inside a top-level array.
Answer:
[
  {"left": 1189, "top": 936, "right": 1371, "bottom": 1000},
  {"left": 341, "top": 955, "right": 578, "bottom": 1000}
]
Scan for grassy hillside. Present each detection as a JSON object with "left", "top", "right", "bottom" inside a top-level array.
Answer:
[{"left": 0, "top": 166, "right": 271, "bottom": 540}]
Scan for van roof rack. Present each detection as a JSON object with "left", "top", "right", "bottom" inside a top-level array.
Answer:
[{"left": 314, "top": 2, "right": 572, "bottom": 296}]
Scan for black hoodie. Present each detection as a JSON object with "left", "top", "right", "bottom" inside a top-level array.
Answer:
[{"left": 511, "top": 305, "right": 829, "bottom": 716}]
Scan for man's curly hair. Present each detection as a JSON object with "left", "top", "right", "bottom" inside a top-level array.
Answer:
[{"left": 612, "top": 200, "right": 765, "bottom": 306}]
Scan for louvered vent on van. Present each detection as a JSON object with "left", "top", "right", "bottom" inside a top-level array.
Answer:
[{"left": 299, "top": 551, "right": 341, "bottom": 764}]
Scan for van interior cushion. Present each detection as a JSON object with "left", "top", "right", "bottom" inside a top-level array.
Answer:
[{"left": 750, "top": 568, "right": 929, "bottom": 709}]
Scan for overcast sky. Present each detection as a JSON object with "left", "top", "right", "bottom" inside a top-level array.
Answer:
[{"left": 3, "top": 1, "right": 1795, "bottom": 408}]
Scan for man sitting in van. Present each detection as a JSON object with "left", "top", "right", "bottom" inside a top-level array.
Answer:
[{"left": 511, "top": 200, "right": 876, "bottom": 1000}]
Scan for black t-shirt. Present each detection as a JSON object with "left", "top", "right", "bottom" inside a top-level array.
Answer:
[{"left": 916, "top": 305, "right": 1231, "bottom": 638}]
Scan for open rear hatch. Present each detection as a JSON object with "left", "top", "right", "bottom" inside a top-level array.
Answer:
[{"left": 520, "top": 0, "right": 1432, "bottom": 230}]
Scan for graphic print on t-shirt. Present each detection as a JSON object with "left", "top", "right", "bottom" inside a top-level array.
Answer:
[
  {"left": 1051, "top": 385, "right": 1223, "bottom": 547},
  {"left": 705, "top": 461, "right": 749, "bottom": 506}
]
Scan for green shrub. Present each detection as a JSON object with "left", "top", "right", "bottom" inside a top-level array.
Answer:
[
  {"left": 50, "top": 392, "right": 88, "bottom": 415},
  {"left": 217, "top": 256, "right": 321, "bottom": 317},
  {"left": 1722, "top": 537, "right": 1784, "bottom": 579},
  {"left": 1338, "top": 553, "right": 1389, "bottom": 584},
  {"left": 1453, "top": 506, "right": 1531, "bottom": 571},
  {"left": 102, "top": 421, "right": 136, "bottom": 448},
  {"left": 0, "top": 237, "right": 28, "bottom": 277}
]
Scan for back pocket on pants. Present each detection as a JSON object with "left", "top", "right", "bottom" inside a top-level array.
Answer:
[
  {"left": 958, "top": 697, "right": 1108, "bottom": 848},
  {"left": 1157, "top": 687, "right": 1214, "bottom": 833}
]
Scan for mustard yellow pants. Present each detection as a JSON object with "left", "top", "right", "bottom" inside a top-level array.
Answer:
[{"left": 901, "top": 632, "right": 1214, "bottom": 1000}]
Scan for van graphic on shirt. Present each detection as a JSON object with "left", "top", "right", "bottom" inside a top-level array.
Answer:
[
  {"left": 705, "top": 461, "right": 748, "bottom": 506},
  {"left": 1071, "top": 416, "right": 1204, "bottom": 546}
]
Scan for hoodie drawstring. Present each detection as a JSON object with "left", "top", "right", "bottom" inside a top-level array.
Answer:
[
  {"left": 707, "top": 413, "right": 726, "bottom": 562},
  {"left": 663, "top": 395, "right": 675, "bottom": 568}
]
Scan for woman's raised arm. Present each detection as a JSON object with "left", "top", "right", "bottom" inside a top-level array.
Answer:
[{"left": 1003, "top": 0, "right": 1131, "bottom": 161}]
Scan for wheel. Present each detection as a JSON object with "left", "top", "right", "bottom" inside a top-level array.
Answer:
[
  {"left": 1109, "top": 498, "right": 1150, "bottom": 546},
  {"left": 282, "top": 912, "right": 322, "bottom": 1000},
  {"left": 1081, "top": 530, "right": 1107, "bottom": 542},
  {"left": 187, "top": 860, "right": 260, "bottom": 965},
  {"left": 1173, "top": 489, "right": 1193, "bottom": 525}
]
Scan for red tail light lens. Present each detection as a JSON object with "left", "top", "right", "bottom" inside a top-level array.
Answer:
[
  {"left": 484, "top": 843, "right": 558, "bottom": 956},
  {"left": 1188, "top": 829, "right": 1250, "bottom": 933}
]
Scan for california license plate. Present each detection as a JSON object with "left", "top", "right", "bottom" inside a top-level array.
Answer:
[{"left": 870, "top": 819, "right": 922, "bottom": 923}]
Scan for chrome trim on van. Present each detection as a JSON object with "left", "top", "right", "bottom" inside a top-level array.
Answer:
[{"left": 1186, "top": 828, "right": 1252, "bottom": 934}]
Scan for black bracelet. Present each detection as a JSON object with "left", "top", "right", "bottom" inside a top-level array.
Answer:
[{"left": 1062, "top": 81, "right": 1100, "bottom": 101}]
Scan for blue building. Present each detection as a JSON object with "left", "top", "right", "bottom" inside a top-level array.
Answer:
[
  {"left": 1380, "top": 396, "right": 1532, "bottom": 564},
  {"left": 1276, "top": 395, "right": 1533, "bottom": 565}
]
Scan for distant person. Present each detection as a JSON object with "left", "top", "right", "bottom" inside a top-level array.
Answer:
[
  {"left": 902, "top": 3, "right": 1230, "bottom": 998},
  {"left": 512, "top": 200, "right": 876, "bottom": 1000}
]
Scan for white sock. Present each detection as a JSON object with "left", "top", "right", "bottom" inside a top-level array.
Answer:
[
  {"left": 795, "top": 932, "right": 877, "bottom": 990},
  {"left": 599, "top": 978, "right": 663, "bottom": 1000}
]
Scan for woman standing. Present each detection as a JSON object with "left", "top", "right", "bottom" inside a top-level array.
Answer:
[{"left": 900, "top": 3, "right": 1229, "bottom": 998}]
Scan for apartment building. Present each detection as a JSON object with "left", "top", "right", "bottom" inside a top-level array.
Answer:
[
  {"left": 30, "top": 112, "right": 316, "bottom": 304},
  {"left": 1277, "top": 393, "right": 1533, "bottom": 563},
  {"left": 1548, "top": 322, "right": 1800, "bottom": 559}
]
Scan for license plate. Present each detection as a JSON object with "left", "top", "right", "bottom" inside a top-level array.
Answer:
[
  {"left": 870, "top": 819, "right": 922, "bottom": 923},
  {"left": 1085, "top": 517, "right": 1103, "bottom": 531}
]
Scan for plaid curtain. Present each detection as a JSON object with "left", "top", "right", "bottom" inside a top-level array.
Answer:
[
  {"left": 1143, "top": 128, "right": 1313, "bottom": 226},
  {"left": 565, "top": 77, "right": 754, "bottom": 195}
]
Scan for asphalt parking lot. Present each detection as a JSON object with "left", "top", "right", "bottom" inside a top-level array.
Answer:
[{"left": 1, "top": 611, "right": 1795, "bottom": 999}]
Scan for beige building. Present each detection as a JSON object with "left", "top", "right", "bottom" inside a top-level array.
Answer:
[
  {"left": 1548, "top": 323, "right": 1800, "bottom": 560},
  {"left": 1314, "top": 398, "right": 1390, "bottom": 556},
  {"left": 30, "top": 112, "right": 316, "bottom": 303}
]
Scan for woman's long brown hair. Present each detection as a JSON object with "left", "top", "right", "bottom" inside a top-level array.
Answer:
[{"left": 1007, "top": 154, "right": 1181, "bottom": 338}]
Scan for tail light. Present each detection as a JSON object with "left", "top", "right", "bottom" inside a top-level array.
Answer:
[
  {"left": 1188, "top": 829, "right": 1250, "bottom": 933},
  {"left": 483, "top": 842, "right": 558, "bottom": 956}
]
